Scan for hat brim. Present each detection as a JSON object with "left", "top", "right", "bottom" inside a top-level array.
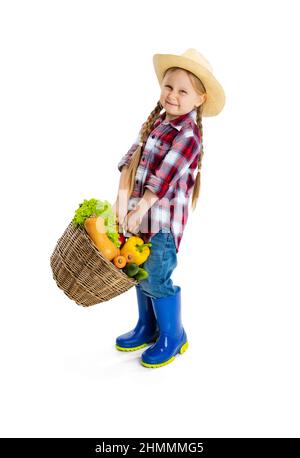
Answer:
[{"left": 153, "top": 53, "right": 225, "bottom": 117}]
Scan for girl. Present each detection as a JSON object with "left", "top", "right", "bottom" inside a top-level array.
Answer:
[{"left": 113, "top": 48, "right": 225, "bottom": 368}]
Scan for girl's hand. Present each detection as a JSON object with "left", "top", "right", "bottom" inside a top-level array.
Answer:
[{"left": 123, "top": 207, "right": 145, "bottom": 235}]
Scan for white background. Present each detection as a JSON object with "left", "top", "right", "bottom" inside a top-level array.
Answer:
[{"left": 1, "top": 0, "right": 299, "bottom": 438}]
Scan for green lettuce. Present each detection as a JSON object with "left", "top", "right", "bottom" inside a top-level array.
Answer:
[{"left": 72, "top": 198, "right": 120, "bottom": 247}]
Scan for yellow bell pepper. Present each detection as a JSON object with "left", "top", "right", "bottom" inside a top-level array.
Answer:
[{"left": 120, "top": 236, "right": 152, "bottom": 266}]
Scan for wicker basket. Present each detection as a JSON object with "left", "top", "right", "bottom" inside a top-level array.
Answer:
[{"left": 50, "top": 221, "right": 138, "bottom": 306}]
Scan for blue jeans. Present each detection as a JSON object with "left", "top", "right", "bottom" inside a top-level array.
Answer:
[{"left": 139, "top": 229, "right": 178, "bottom": 299}]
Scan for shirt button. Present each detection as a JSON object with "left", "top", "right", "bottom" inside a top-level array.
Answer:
[
  {"left": 151, "top": 134, "right": 155, "bottom": 138},
  {"left": 142, "top": 156, "right": 145, "bottom": 161},
  {"left": 136, "top": 179, "right": 138, "bottom": 184}
]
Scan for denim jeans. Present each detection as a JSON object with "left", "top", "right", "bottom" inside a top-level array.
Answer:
[{"left": 139, "top": 229, "right": 178, "bottom": 299}]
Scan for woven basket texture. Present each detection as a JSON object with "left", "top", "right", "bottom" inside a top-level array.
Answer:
[{"left": 50, "top": 221, "right": 137, "bottom": 306}]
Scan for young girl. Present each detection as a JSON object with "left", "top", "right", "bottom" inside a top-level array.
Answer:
[{"left": 113, "top": 48, "right": 225, "bottom": 368}]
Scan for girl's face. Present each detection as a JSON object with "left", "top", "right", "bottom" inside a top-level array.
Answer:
[{"left": 160, "top": 68, "right": 206, "bottom": 121}]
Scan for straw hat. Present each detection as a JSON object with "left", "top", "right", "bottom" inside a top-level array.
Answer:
[{"left": 153, "top": 48, "right": 225, "bottom": 117}]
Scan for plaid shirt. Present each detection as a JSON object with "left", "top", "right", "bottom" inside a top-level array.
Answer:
[{"left": 117, "top": 108, "right": 201, "bottom": 253}]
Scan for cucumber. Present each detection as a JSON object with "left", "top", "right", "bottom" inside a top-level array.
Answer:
[
  {"left": 134, "top": 268, "right": 149, "bottom": 281},
  {"left": 123, "top": 263, "right": 139, "bottom": 277}
]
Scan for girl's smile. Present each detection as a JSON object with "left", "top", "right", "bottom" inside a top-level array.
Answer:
[{"left": 160, "top": 68, "right": 205, "bottom": 121}]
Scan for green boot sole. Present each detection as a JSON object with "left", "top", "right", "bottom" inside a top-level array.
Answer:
[{"left": 141, "top": 341, "right": 189, "bottom": 368}]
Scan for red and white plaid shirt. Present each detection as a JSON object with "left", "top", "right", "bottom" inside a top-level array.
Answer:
[{"left": 117, "top": 108, "right": 201, "bottom": 253}]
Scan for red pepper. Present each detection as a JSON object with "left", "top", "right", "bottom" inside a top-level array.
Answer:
[{"left": 118, "top": 233, "right": 126, "bottom": 246}]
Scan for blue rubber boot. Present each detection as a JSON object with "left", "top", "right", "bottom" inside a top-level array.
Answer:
[
  {"left": 115, "top": 285, "right": 159, "bottom": 351},
  {"left": 141, "top": 286, "right": 188, "bottom": 368}
]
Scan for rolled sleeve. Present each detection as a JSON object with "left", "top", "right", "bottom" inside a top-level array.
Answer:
[
  {"left": 117, "top": 142, "right": 138, "bottom": 172},
  {"left": 117, "top": 123, "right": 145, "bottom": 172},
  {"left": 144, "top": 127, "right": 201, "bottom": 199},
  {"left": 143, "top": 173, "right": 166, "bottom": 199}
]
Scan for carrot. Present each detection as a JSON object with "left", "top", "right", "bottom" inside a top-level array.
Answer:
[
  {"left": 124, "top": 252, "right": 134, "bottom": 263},
  {"left": 113, "top": 255, "right": 127, "bottom": 269}
]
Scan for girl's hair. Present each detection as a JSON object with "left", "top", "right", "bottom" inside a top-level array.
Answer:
[{"left": 126, "top": 67, "right": 206, "bottom": 211}]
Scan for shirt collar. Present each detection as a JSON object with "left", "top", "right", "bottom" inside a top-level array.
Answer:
[{"left": 155, "top": 108, "right": 197, "bottom": 131}]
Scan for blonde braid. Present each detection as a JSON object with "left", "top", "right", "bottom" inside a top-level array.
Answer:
[
  {"left": 126, "top": 100, "right": 163, "bottom": 197},
  {"left": 191, "top": 104, "right": 204, "bottom": 211}
]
